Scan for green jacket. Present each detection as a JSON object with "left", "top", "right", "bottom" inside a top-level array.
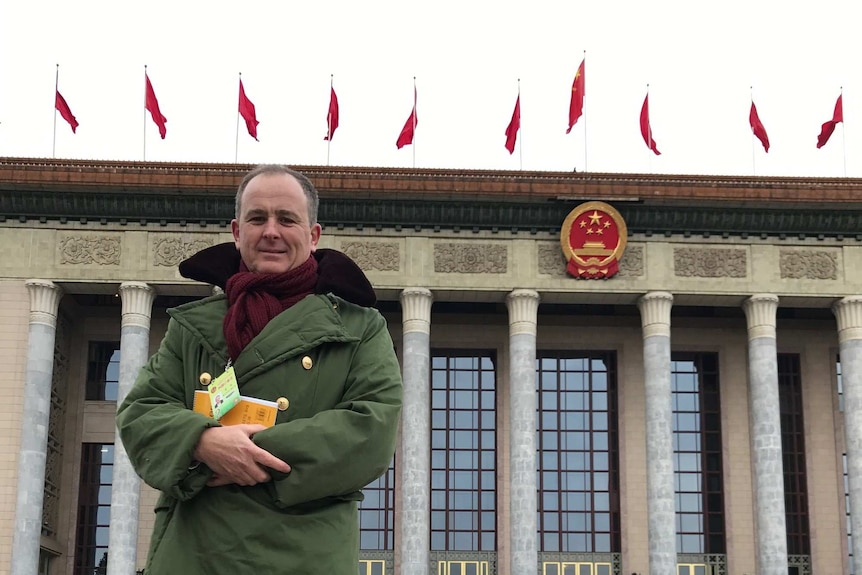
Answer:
[{"left": 117, "top": 288, "right": 402, "bottom": 574}]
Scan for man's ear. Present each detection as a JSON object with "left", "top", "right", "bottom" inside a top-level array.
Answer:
[
  {"left": 231, "top": 219, "right": 240, "bottom": 247},
  {"left": 310, "top": 223, "right": 322, "bottom": 251}
]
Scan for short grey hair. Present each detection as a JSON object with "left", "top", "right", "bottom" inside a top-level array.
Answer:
[{"left": 234, "top": 164, "right": 319, "bottom": 225}]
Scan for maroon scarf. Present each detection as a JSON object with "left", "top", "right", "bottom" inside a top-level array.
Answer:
[{"left": 223, "top": 256, "right": 318, "bottom": 360}]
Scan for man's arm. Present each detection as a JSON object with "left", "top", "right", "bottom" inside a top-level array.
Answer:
[
  {"left": 252, "top": 309, "right": 402, "bottom": 508},
  {"left": 117, "top": 318, "right": 221, "bottom": 500},
  {"left": 119, "top": 316, "right": 293, "bottom": 493}
]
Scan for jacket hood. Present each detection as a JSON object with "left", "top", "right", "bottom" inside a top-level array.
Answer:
[{"left": 178, "top": 242, "right": 377, "bottom": 307}]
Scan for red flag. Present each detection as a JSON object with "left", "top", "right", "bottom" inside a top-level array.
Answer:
[
  {"left": 749, "top": 101, "right": 770, "bottom": 153},
  {"left": 505, "top": 95, "right": 521, "bottom": 154},
  {"left": 55, "top": 90, "right": 78, "bottom": 133},
  {"left": 639, "top": 93, "right": 660, "bottom": 155},
  {"left": 145, "top": 74, "right": 167, "bottom": 139},
  {"left": 566, "top": 59, "right": 585, "bottom": 134},
  {"left": 324, "top": 86, "right": 339, "bottom": 141},
  {"left": 238, "top": 79, "right": 259, "bottom": 141},
  {"left": 816, "top": 94, "right": 843, "bottom": 149},
  {"left": 396, "top": 88, "right": 417, "bottom": 149}
]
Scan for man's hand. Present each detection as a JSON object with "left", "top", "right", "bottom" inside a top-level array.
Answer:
[{"left": 193, "top": 424, "right": 291, "bottom": 487}]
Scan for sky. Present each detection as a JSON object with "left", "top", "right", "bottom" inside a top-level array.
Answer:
[{"left": 0, "top": 0, "right": 858, "bottom": 178}]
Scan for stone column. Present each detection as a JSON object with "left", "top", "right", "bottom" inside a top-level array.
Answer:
[
  {"left": 10, "top": 280, "right": 63, "bottom": 575},
  {"left": 107, "top": 282, "right": 156, "bottom": 575},
  {"left": 399, "top": 288, "right": 433, "bottom": 575},
  {"left": 506, "top": 289, "right": 540, "bottom": 575},
  {"left": 637, "top": 291, "right": 676, "bottom": 575},
  {"left": 834, "top": 296, "right": 862, "bottom": 574},
  {"left": 743, "top": 294, "right": 787, "bottom": 575}
]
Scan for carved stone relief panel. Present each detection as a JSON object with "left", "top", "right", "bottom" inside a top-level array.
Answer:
[
  {"left": 674, "top": 247, "right": 747, "bottom": 278},
  {"left": 434, "top": 243, "right": 507, "bottom": 273},
  {"left": 537, "top": 243, "right": 567, "bottom": 277},
  {"left": 341, "top": 241, "right": 400, "bottom": 272},
  {"left": 58, "top": 233, "right": 121, "bottom": 265},
  {"left": 618, "top": 245, "right": 644, "bottom": 277},
  {"left": 152, "top": 236, "right": 215, "bottom": 267},
  {"left": 779, "top": 249, "right": 838, "bottom": 280}
]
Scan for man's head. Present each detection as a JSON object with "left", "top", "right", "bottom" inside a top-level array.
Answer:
[{"left": 231, "top": 165, "right": 322, "bottom": 274}]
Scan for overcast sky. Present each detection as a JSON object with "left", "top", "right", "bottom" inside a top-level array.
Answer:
[{"left": 0, "top": 0, "right": 857, "bottom": 178}]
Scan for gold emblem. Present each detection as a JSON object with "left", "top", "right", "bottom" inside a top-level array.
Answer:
[
  {"left": 276, "top": 397, "right": 290, "bottom": 411},
  {"left": 302, "top": 356, "right": 313, "bottom": 370},
  {"left": 199, "top": 372, "right": 212, "bottom": 386},
  {"left": 560, "top": 201, "right": 628, "bottom": 279}
]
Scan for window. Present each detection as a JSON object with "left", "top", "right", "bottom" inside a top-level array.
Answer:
[
  {"left": 358, "top": 559, "right": 387, "bottom": 575},
  {"left": 839, "top": 357, "right": 852, "bottom": 572},
  {"left": 430, "top": 352, "right": 496, "bottom": 552},
  {"left": 359, "top": 460, "right": 395, "bottom": 550},
  {"left": 838, "top": 355, "right": 845, "bottom": 412},
  {"left": 536, "top": 352, "right": 620, "bottom": 554},
  {"left": 436, "top": 560, "right": 490, "bottom": 575},
  {"left": 845, "top": 453, "right": 854, "bottom": 574},
  {"left": 86, "top": 342, "right": 120, "bottom": 401},
  {"left": 74, "top": 444, "right": 113, "bottom": 575},
  {"left": 677, "top": 564, "right": 709, "bottom": 575},
  {"left": 542, "top": 562, "right": 612, "bottom": 575},
  {"left": 43, "top": 315, "right": 71, "bottom": 538},
  {"left": 778, "top": 354, "right": 810, "bottom": 556},
  {"left": 671, "top": 353, "right": 725, "bottom": 554},
  {"left": 38, "top": 550, "right": 54, "bottom": 575}
]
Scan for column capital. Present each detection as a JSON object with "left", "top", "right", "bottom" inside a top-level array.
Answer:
[
  {"left": 637, "top": 291, "right": 673, "bottom": 338},
  {"left": 119, "top": 282, "right": 156, "bottom": 329},
  {"left": 400, "top": 288, "right": 433, "bottom": 335},
  {"left": 25, "top": 279, "right": 63, "bottom": 327},
  {"left": 506, "top": 289, "right": 540, "bottom": 336},
  {"left": 833, "top": 296, "right": 862, "bottom": 343},
  {"left": 743, "top": 293, "right": 779, "bottom": 340}
]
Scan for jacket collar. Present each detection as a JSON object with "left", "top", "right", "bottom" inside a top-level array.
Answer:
[
  {"left": 168, "top": 293, "right": 359, "bottom": 378},
  {"left": 178, "top": 242, "right": 377, "bottom": 307}
]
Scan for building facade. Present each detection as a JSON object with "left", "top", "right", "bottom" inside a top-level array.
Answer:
[{"left": 0, "top": 158, "right": 860, "bottom": 575}]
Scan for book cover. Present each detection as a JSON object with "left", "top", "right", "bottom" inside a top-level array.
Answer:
[{"left": 193, "top": 390, "right": 278, "bottom": 427}]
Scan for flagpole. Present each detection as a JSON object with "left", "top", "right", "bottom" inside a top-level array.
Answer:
[
  {"left": 517, "top": 79, "right": 523, "bottom": 171},
  {"left": 327, "top": 74, "right": 333, "bottom": 166},
  {"left": 841, "top": 86, "right": 847, "bottom": 177},
  {"left": 750, "top": 86, "right": 756, "bottom": 176},
  {"left": 582, "top": 51, "right": 588, "bottom": 172},
  {"left": 53, "top": 64, "right": 59, "bottom": 158},
  {"left": 412, "top": 77, "right": 417, "bottom": 169},
  {"left": 143, "top": 65, "right": 148, "bottom": 161},
  {"left": 235, "top": 72, "right": 242, "bottom": 163},
  {"left": 646, "top": 83, "right": 651, "bottom": 173}
]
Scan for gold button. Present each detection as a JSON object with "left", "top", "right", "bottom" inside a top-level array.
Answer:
[
  {"left": 276, "top": 397, "right": 290, "bottom": 411},
  {"left": 301, "top": 356, "right": 313, "bottom": 370},
  {"left": 199, "top": 372, "right": 212, "bottom": 386}
]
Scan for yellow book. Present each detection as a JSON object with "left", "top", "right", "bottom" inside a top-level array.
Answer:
[{"left": 193, "top": 390, "right": 278, "bottom": 427}]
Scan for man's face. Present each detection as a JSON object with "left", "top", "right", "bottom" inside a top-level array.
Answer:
[{"left": 231, "top": 173, "right": 321, "bottom": 274}]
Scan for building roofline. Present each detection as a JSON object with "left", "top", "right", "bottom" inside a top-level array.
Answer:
[
  {"left": 1, "top": 156, "right": 861, "bottom": 205},
  {"left": 2, "top": 157, "right": 860, "bottom": 238}
]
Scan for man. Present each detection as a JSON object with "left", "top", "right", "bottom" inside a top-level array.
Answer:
[{"left": 117, "top": 165, "right": 402, "bottom": 574}]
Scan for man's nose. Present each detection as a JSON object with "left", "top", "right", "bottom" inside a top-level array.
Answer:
[{"left": 262, "top": 217, "right": 279, "bottom": 237}]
